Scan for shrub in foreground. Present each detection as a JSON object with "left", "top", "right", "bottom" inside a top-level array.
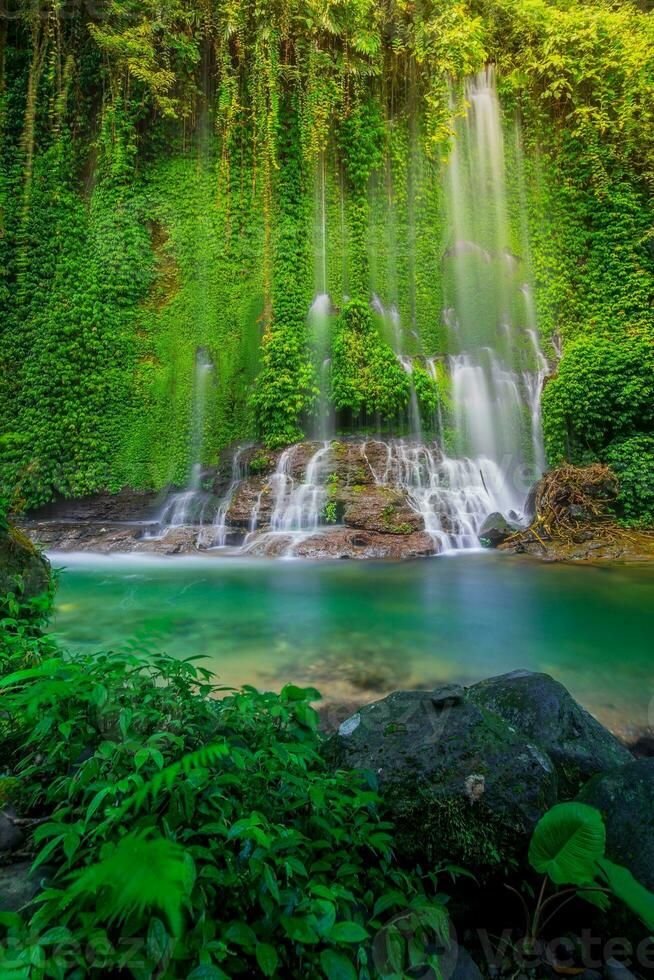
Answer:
[{"left": 0, "top": 613, "right": 451, "bottom": 979}]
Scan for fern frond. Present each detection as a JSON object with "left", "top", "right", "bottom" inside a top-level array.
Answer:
[
  {"left": 118, "top": 740, "right": 231, "bottom": 817},
  {"left": 66, "top": 832, "right": 190, "bottom": 934}
]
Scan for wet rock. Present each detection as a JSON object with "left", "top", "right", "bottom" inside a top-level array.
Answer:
[
  {"left": 323, "top": 686, "right": 557, "bottom": 870},
  {"left": 431, "top": 684, "right": 465, "bottom": 708},
  {"left": 342, "top": 486, "right": 422, "bottom": 535},
  {"left": 478, "top": 512, "right": 521, "bottom": 548},
  {"left": 629, "top": 733, "right": 654, "bottom": 758},
  {"left": 450, "top": 946, "right": 484, "bottom": 980},
  {"left": 330, "top": 439, "right": 390, "bottom": 487},
  {"left": 238, "top": 446, "right": 278, "bottom": 479},
  {"left": 523, "top": 483, "right": 539, "bottom": 522},
  {"left": 604, "top": 959, "right": 638, "bottom": 980},
  {"left": 291, "top": 528, "right": 437, "bottom": 560},
  {"left": 24, "top": 521, "right": 215, "bottom": 556},
  {"left": 0, "top": 862, "right": 52, "bottom": 913},
  {"left": 329, "top": 441, "right": 374, "bottom": 487},
  {"left": 0, "top": 524, "right": 51, "bottom": 601},
  {"left": 227, "top": 476, "right": 273, "bottom": 529},
  {"left": 468, "top": 670, "right": 632, "bottom": 798},
  {"left": 241, "top": 527, "right": 436, "bottom": 560},
  {"left": 577, "top": 758, "right": 654, "bottom": 891},
  {"left": 24, "top": 488, "right": 160, "bottom": 523},
  {"left": 0, "top": 808, "right": 24, "bottom": 854}
]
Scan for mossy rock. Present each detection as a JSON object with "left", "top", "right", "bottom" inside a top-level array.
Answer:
[
  {"left": 323, "top": 687, "right": 557, "bottom": 873},
  {"left": 468, "top": 670, "right": 631, "bottom": 798},
  {"left": 342, "top": 486, "right": 421, "bottom": 535},
  {"left": 0, "top": 523, "right": 52, "bottom": 603},
  {"left": 478, "top": 511, "right": 521, "bottom": 548},
  {"left": 577, "top": 758, "right": 654, "bottom": 892}
]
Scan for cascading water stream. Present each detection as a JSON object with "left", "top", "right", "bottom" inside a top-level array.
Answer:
[
  {"left": 308, "top": 294, "right": 334, "bottom": 440},
  {"left": 242, "top": 443, "right": 331, "bottom": 557},
  {"left": 437, "top": 65, "right": 548, "bottom": 534},
  {"left": 200, "top": 445, "right": 249, "bottom": 548},
  {"left": 397, "top": 356, "right": 424, "bottom": 442},
  {"left": 149, "top": 350, "right": 214, "bottom": 534},
  {"left": 146, "top": 69, "right": 548, "bottom": 558}
]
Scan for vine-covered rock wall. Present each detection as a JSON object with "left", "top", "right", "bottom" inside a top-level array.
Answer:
[{"left": 1, "top": 1, "right": 653, "bottom": 521}]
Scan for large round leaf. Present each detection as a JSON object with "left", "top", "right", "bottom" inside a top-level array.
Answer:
[{"left": 529, "top": 803, "right": 606, "bottom": 885}]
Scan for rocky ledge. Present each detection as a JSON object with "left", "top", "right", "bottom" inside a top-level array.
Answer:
[
  {"left": 18, "top": 446, "right": 654, "bottom": 562},
  {"left": 495, "top": 465, "right": 654, "bottom": 562},
  {"left": 20, "top": 440, "right": 451, "bottom": 560}
]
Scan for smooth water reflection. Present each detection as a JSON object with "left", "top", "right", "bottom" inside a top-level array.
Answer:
[{"left": 50, "top": 552, "right": 654, "bottom": 735}]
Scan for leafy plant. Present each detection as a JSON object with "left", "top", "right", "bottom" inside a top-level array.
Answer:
[
  {"left": 332, "top": 301, "right": 411, "bottom": 423},
  {"left": 603, "top": 435, "right": 654, "bottom": 526},
  {"left": 0, "top": 604, "right": 454, "bottom": 978},
  {"left": 506, "top": 802, "right": 654, "bottom": 945}
]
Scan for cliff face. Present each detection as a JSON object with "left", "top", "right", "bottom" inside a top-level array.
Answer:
[{"left": 1, "top": 2, "right": 653, "bottom": 527}]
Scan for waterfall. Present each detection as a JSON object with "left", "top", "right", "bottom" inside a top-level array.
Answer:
[
  {"left": 440, "top": 66, "right": 547, "bottom": 522},
  {"left": 243, "top": 443, "right": 331, "bottom": 557},
  {"left": 361, "top": 439, "right": 516, "bottom": 553},
  {"left": 270, "top": 443, "right": 330, "bottom": 533},
  {"left": 152, "top": 349, "right": 214, "bottom": 532},
  {"left": 200, "top": 445, "right": 249, "bottom": 548},
  {"left": 308, "top": 294, "right": 334, "bottom": 440},
  {"left": 146, "top": 70, "right": 548, "bottom": 558},
  {"left": 397, "top": 356, "right": 423, "bottom": 441},
  {"left": 372, "top": 293, "right": 402, "bottom": 352}
]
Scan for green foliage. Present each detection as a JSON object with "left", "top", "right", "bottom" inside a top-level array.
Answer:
[
  {"left": 332, "top": 301, "right": 410, "bottom": 421},
  {"left": 542, "top": 334, "right": 654, "bottom": 464},
  {"left": 541, "top": 333, "right": 654, "bottom": 525},
  {"left": 603, "top": 435, "right": 654, "bottom": 526},
  {"left": 529, "top": 802, "right": 605, "bottom": 887},
  {"left": 253, "top": 96, "right": 316, "bottom": 448},
  {"left": 596, "top": 858, "right": 654, "bottom": 934},
  {"left": 2, "top": 0, "right": 654, "bottom": 528},
  {"left": 323, "top": 500, "right": 338, "bottom": 524},
  {"left": 0, "top": 609, "right": 452, "bottom": 978},
  {"left": 529, "top": 802, "right": 654, "bottom": 932},
  {"left": 338, "top": 95, "right": 384, "bottom": 296},
  {"left": 412, "top": 363, "right": 440, "bottom": 420}
]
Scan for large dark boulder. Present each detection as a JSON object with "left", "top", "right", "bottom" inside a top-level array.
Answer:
[
  {"left": 0, "top": 523, "right": 51, "bottom": 602},
  {"left": 577, "top": 758, "right": 654, "bottom": 892},
  {"left": 323, "top": 685, "right": 557, "bottom": 871},
  {"left": 468, "top": 670, "right": 631, "bottom": 798}
]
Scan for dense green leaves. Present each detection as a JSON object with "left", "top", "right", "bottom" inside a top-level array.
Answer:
[
  {"left": 1, "top": 0, "right": 654, "bottom": 526},
  {"left": 597, "top": 858, "right": 654, "bottom": 932},
  {"left": 603, "top": 435, "right": 654, "bottom": 526},
  {"left": 529, "top": 802, "right": 654, "bottom": 931},
  {"left": 0, "top": 605, "right": 452, "bottom": 978},
  {"left": 332, "top": 301, "right": 410, "bottom": 421},
  {"left": 542, "top": 335, "right": 654, "bottom": 523}
]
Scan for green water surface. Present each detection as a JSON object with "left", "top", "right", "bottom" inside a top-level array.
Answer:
[{"left": 50, "top": 552, "right": 654, "bottom": 733}]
